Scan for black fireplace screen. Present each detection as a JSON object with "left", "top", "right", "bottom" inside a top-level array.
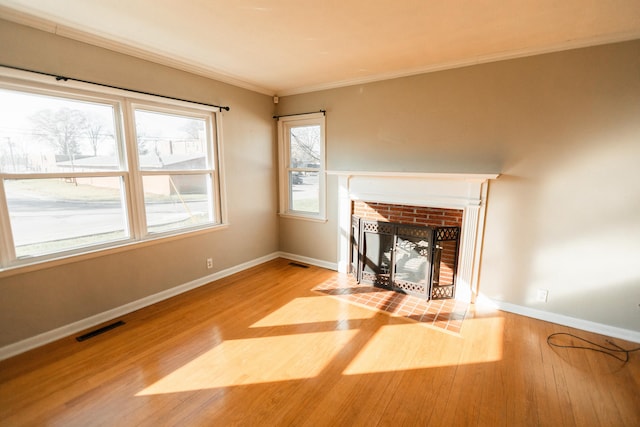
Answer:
[{"left": 351, "top": 216, "right": 460, "bottom": 300}]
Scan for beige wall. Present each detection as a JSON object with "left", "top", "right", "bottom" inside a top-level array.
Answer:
[
  {"left": 278, "top": 40, "right": 640, "bottom": 332},
  {"left": 1, "top": 16, "right": 638, "bottom": 349},
  {"left": 0, "top": 19, "right": 278, "bottom": 347}
]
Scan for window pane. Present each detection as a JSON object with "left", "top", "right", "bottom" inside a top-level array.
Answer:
[
  {"left": 142, "top": 174, "right": 213, "bottom": 233},
  {"left": 289, "top": 125, "right": 320, "bottom": 169},
  {"left": 4, "top": 178, "right": 129, "bottom": 257},
  {"left": 0, "top": 89, "right": 120, "bottom": 173},
  {"left": 290, "top": 171, "right": 319, "bottom": 213},
  {"left": 135, "top": 110, "right": 208, "bottom": 171}
]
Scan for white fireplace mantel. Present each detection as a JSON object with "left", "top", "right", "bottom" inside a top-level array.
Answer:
[{"left": 328, "top": 170, "right": 499, "bottom": 302}]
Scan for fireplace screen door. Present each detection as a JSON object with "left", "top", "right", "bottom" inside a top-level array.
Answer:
[
  {"left": 352, "top": 217, "right": 460, "bottom": 300},
  {"left": 360, "top": 221, "right": 395, "bottom": 288},
  {"left": 393, "top": 225, "right": 434, "bottom": 297}
]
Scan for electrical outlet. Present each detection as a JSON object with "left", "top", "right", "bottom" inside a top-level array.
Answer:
[
  {"left": 536, "top": 289, "right": 548, "bottom": 302},
  {"left": 206, "top": 258, "right": 213, "bottom": 269}
]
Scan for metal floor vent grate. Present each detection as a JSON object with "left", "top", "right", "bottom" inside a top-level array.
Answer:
[
  {"left": 288, "top": 262, "right": 310, "bottom": 269},
  {"left": 76, "top": 320, "right": 125, "bottom": 342}
]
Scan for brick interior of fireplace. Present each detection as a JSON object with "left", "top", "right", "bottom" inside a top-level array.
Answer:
[
  {"left": 352, "top": 201, "right": 463, "bottom": 290},
  {"left": 352, "top": 201, "right": 463, "bottom": 226}
]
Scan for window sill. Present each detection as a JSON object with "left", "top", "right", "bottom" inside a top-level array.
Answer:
[{"left": 0, "top": 223, "right": 229, "bottom": 279}]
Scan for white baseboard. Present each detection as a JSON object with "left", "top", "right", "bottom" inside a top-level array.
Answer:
[
  {"left": 477, "top": 295, "right": 640, "bottom": 344},
  {"left": 277, "top": 251, "right": 338, "bottom": 271},
  {"left": 0, "top": 252, "right": 281, "bottom": 361},
  {"left": 6, "top": 253, "right": 634, "bottom": 361}
]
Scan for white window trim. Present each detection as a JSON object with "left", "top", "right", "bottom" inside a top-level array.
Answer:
[
  {"left": 128, "top": 101, "right": 224, "bottom": 238},
  {"left": 0, "top": 67, "right": 228, "bottom": 274},
  {"left": 277, "top": 112, "right": 326, "bottom": 222}
]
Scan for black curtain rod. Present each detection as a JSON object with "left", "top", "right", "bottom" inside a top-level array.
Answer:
[
  {"left": 0, "top": 64, "right": 230, "bottom": 112},
  {"left": 273, "top": 109, "right": 325, "bottom": 119}
]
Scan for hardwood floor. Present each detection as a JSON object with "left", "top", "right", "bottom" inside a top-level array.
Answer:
[{"left": 1, "top": 258, "right": 638, "bottom": 426}]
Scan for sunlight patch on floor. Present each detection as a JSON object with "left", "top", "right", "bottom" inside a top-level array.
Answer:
[
  {"left": 136, "top": 330, "right": 358, "bottom": 395},
  {"left": 343, "top": 316, "right": 504, "bottom": 374},
  {"left": 250, "top": 296, "right": 376, "bottom": 328}
]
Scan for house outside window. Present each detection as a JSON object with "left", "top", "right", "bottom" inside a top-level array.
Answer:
[
  {"left": 133, "top": 106, "right": 221, "bottom": 235},
  {"left": 277, "top": 113, "right": 326, "bottom": 221},
  {"left": 0, "top": 73, "right": 225, "bottom": 269}
]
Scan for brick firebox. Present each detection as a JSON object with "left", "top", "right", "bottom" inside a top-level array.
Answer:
[{"left": 352, "top": 201, "right": 463, "bottom": 228}]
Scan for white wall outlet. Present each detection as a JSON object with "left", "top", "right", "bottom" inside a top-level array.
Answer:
[
  {"left": 206, "top": 258, "right": 213, "bottom": 269},
  {"left": 536, "top": 289, "right": 549, "bottom": 302}
]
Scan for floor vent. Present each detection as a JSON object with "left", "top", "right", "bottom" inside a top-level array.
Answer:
[
  {"left": 76, "top": 320, "right": 125, "bottom": 342},
  {"left": 289, "top": 262, "right": 310, "bottom": 269}
]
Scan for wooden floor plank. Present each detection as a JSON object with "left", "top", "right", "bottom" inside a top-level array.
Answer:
[{"left": 1, "top": 258, "right": 638, "bottom": 426}]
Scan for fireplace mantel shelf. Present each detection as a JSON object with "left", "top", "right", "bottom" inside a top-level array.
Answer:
[{"left": 326, "top": 170, "right": 500, "bottom": 182}]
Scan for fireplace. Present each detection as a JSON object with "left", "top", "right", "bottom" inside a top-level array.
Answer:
[
  {"left": 350, "top": 201, "right": 461, "bottom": 300},
  {"left": 330, "top": 171, "right": 499, "bottom": 303}
]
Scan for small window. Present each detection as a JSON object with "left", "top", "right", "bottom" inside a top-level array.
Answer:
[{"left": 277, "top": 113, "right": 326, "bottom": 220}]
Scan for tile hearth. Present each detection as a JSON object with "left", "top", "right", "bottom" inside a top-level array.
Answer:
[{"left": 313, "top": 274, "right": 468, "bottom": 334}]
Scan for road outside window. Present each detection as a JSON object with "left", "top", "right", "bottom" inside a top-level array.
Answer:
[{"left": 0, "top": 80, "right": 223, "bottom": 268}]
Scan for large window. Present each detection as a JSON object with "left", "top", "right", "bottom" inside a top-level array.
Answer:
[
  {"left": 0, "top": 74, "right": 224, "bottom": 269},
  {"left": 277, "top": 113, "right": 326, "bottom": 221}
]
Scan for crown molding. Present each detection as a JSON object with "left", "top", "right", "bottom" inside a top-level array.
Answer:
[
  {"left": 277, "top": 31, "right": 640, "bottom": 96},
  {"left": 0, "top": 5, "right": 276, "bottom": 96},
  {"left": 3, "top": 4, "right": 639, "bottom": 98}
]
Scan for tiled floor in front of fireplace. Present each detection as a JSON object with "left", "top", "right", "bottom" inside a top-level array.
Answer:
[{"left": 312, "top": 274, "right": 468, "bottom": 334}]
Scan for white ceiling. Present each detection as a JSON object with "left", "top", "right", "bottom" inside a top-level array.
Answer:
[{"left": 1, "top": 0, "right": 639, "bottom": 96}]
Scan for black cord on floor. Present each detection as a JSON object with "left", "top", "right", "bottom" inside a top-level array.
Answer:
[{"left": 547, "top": 332, "right": 640, "bottom": 363}]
